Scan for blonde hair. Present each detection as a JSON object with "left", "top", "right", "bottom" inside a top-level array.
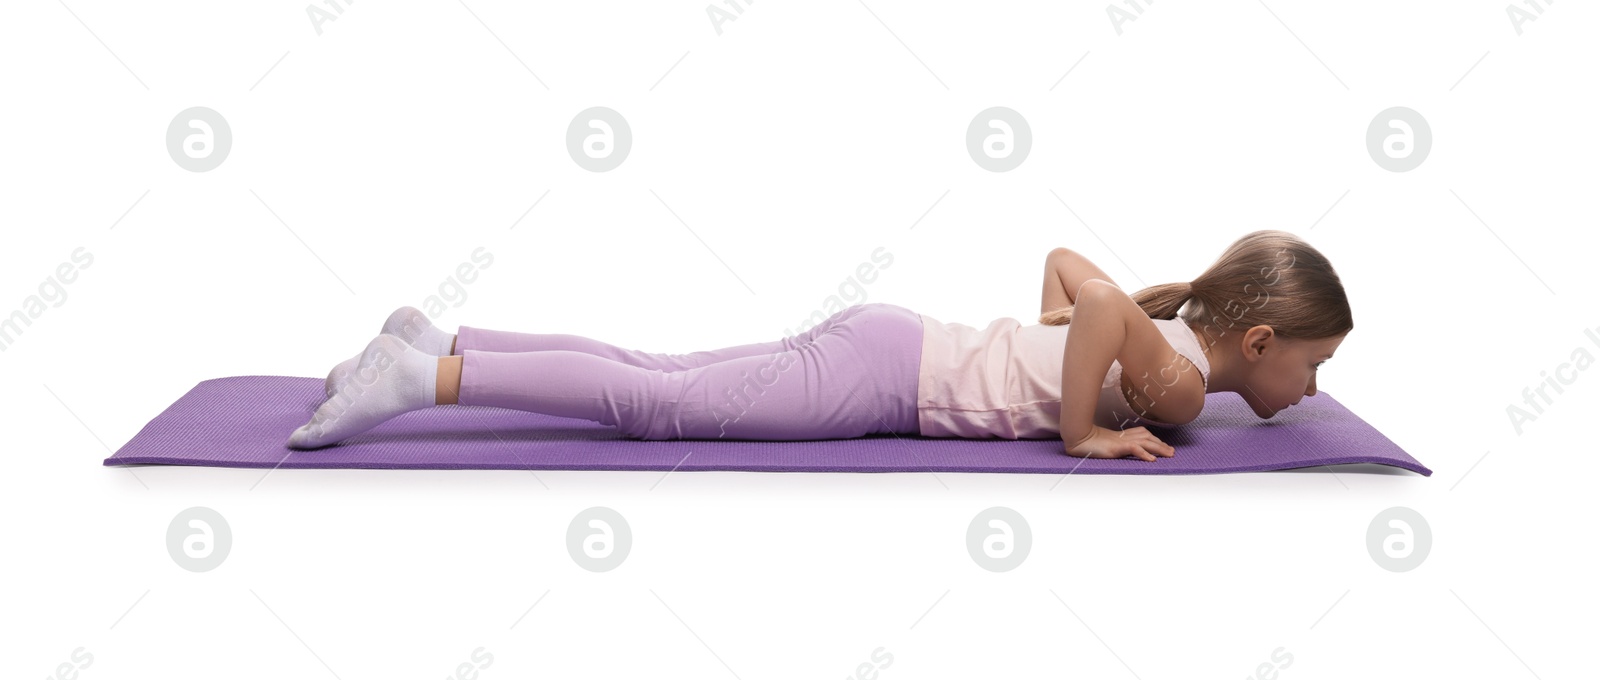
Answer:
[{"left": 1037, "top": 230, "right": 1353, "bottom": 343}]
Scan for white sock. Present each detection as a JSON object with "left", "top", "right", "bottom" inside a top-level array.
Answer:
[
  {"left": 291, "top": 334, "right": 439, "bottom": 449},
  {"left": 324, "top": 306, "right": 456, "bottom": 397}
]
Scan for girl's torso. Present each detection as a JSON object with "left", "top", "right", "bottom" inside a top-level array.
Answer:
[{"left": 914, "top": 313, "right": 1211, "bottom": 439}]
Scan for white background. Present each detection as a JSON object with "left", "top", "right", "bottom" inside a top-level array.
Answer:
[{"left": 3, "top": 1, "right": 1596, "bottom": 678}]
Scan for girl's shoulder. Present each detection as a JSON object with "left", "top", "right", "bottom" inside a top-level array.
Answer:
[{"left": 1153, "top": 317, "right": 1210, "bottom": 390}]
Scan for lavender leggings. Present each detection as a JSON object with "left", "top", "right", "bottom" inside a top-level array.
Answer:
[{"left": 453, "top": 302, "right": 925, "bottom": 440}]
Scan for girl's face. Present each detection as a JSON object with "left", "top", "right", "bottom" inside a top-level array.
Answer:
[{"left": 1241, "top": 331, "right": 1347, "bottom": 419}]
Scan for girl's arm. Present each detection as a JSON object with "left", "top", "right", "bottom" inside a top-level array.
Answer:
[
  {"left": 1059, "top": 279, "right": 1201, "bottom": 460},
  {"left": 1042, "top": 248, "right": 1120, "bottom": 314}
]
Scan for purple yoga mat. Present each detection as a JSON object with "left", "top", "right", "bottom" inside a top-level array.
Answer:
[{"left": 102, "top": 376, "right": 1430, "bottom": 475}]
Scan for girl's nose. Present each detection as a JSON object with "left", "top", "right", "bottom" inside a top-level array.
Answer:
[{"left": 1306, "top": 374, "right": 1318, "bottom": 396}]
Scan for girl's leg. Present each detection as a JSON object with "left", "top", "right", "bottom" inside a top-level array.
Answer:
[
  {"left": 437, "top": 355, "right": 464, "bottom": 404},
  {"left": 453, "top": 303, "right": 924, "bottom": 440},
  {"left": 452, "top": 304, "right": 873, "bottom": 371}
]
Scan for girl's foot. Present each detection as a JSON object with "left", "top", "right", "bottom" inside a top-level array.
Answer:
[
  {"left": 291, "top": 334, "right": 438, "bottom": 449},
  {"left": 324, "top": 306, "right": 456, "bottom": 397}
]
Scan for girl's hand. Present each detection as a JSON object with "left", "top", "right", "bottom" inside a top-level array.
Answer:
[{"left": 1063, "top": 425, "right": 1175, "bottom": 462}]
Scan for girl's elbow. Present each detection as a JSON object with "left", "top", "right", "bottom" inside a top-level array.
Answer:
[{"left": 1074, "top": 279, "right": 1122, "bottom": 306}]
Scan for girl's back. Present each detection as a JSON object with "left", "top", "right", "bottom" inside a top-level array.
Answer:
[{"left": 915, "top": 312, "right": 1212, "bottom": 439}]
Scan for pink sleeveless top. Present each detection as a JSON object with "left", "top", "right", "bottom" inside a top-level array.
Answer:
[{"left": 915, "top": 313, "right": 1211, "bottom": 439}]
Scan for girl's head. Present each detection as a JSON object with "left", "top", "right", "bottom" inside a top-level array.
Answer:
[{"left": 1039, "top": 229, "right": 1353, "bottom": 419}]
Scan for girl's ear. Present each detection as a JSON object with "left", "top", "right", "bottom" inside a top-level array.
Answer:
[{"left": 1244, "top": 325, "right": 1276, "bottom": 359}]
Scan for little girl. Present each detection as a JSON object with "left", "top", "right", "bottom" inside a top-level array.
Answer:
[{"left": 288, "top": 230, "right": 1352, "bottom": 462}]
